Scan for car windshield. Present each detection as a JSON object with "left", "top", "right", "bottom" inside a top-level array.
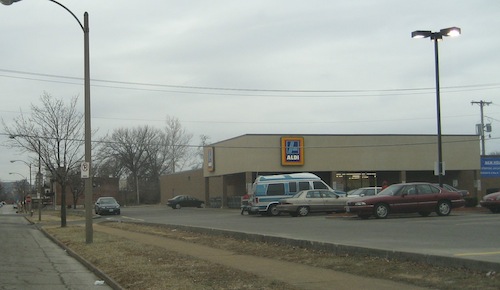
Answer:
[
  {"left": 99, "top": 198, "right": 117, "bottom": 204},
  {"left": 292, "top": 191, "right": 306, "bottom": 198},
  {"left": 378, "top": 184, "right": 405, "bottom": 196}
]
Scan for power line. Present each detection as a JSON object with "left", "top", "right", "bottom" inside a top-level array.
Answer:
[
  {"left": 2, "top": 68, "right": 500, "bottom": 97},
  {"left": 0, "top": 131, "right": 488, "bottom": 149}
]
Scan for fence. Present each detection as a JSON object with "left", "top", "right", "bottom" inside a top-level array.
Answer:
[{"left": 208, "top": 196, "right": 242, "bottom": 209}]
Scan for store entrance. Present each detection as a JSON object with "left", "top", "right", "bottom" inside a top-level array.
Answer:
[{"left": 337, "top": 172, "right": 378, "bottom": 193}]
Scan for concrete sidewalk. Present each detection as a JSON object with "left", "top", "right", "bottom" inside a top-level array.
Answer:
[
  {"left": 92, "top": 223, "right": 429, "bottom": 290},
  {"left": 0, "top": 214, "right": 112, "bottom": 290}
]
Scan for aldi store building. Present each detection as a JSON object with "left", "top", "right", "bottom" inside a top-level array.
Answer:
[{"left": 160, "top": 134, "right": 482, "bottom": 207}]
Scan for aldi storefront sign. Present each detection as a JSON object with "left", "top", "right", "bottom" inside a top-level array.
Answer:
[
  {"left": 481, "top": 156, "right": 500, "bottom": 178},
  {"left": 281, "top": 137, "right": 304, "bottom": 166}
]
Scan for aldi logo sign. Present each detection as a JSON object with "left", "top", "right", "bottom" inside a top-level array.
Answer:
[{"left": 281, "top": 137, "right": 304, "bottom": 166}]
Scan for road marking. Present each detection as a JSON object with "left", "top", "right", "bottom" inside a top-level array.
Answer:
[
  {"left": 121, "top": 216, "right": 145, "bottom": 222},
  {"left": 455, "top": 251, "right": 500, "bottom": 257}
]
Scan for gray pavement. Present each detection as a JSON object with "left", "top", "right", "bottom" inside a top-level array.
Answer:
[{"left": 0, "top": 204, "right": 112, "bottom": 290}]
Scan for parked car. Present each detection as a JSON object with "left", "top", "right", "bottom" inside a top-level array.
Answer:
[
  {"left": 94, "top": 197, "right": 120, "bottom": 215},
  {"left": 347, "top": 187, "right": 381, "bottom": 198},
  {"left": 345, "top": 182, "right": 465, "bottom": 219},
  {"left": 333, "top": 190, "right": 347, "bottom": 197},
  {"left": 276, "top": 189, "right": 350, "bottom": 217},
  {"left": 479, "top": 191, "right": 500, "bottom": 213},
  {"left": 248, "top": 172, "right": 332, "bottom": 216},
  {"left": 167, "top": 195, "right": 205, "bottom": 209},
  {"left": 433, "top": 183, "right": 469, "bottom": 197}
]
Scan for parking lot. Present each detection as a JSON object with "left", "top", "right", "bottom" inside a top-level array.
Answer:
[{"left": 113, "top": 206, "right": 500, "bottom": 269}]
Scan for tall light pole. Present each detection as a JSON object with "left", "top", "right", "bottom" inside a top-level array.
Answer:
[
  {"left": 2, "top": 0, "right": 93, "bottom": 243},
  {"left": 411, "top": 27, "right": 461, "bottom": 188}
]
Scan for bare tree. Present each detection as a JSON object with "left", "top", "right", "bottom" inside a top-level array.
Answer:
[
  {"left": 2, "top": 92, "right": 84, "bottom": 227},
  {"left": 68, "top": 168, "right": 84, "bottom": 209},
  {"left": 190, "top": 134, "right": 210, "bottom": 169},
  {"left": 99, "top": 125, "right": 160, "bottom": 204},
  {"left": 164, "top": 116, "right": 193, "bottom": 173},
  {"left": 0, "top": 181, "right": 7, "bottom": 203},
  {"left": 93, "top": 155, "right": 124, "bottom": 178},
  {"left": 97, "top": 116, "right": 195, "bottom": 204}
]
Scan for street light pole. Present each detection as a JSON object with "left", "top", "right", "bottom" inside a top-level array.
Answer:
[
  {"left": 83, "top": 11, "right": 93, "bottom": 244},
  {"left": 2, "top": 0, "right": 93, "bottom": 243},
  {"left": 433, "top": 35, "right": 443, "bottom": 188},
  {"left": 412, "top": 27, "right": 461, "bottom": 188}
]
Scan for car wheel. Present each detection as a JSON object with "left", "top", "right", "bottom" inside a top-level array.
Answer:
[
  {"left": 374, "top": 203, "right": 389, "bottom": 219},
  {"left": 490, "top": 207, "right": 500, "bottom": 214},
  {"left": 297, "top": 206, "right": 310, "bottom": 217},
  {"left": 175, "top": 204, "right": 181, "bottom": 209},
  {"left": 436, "top": 200, "right": 451, "bottom": 216},
  {"left": 418, "top": 211, "right": 431, "bottom": 217},
  {"left": 267, "top": 204, "right": 280, "bottom": 216}
]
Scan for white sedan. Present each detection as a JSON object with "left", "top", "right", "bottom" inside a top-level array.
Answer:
[{"left": 276, "top": 189, "right": 351, "bottom": 217}]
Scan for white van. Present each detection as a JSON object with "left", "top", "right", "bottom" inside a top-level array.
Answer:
[{"left": 247, "top": 173, "right": 332, "bottom": 216}]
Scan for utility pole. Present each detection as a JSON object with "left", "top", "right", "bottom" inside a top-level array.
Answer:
[{"left": 471, "top": 100, "right": 492, "bottom": 155}]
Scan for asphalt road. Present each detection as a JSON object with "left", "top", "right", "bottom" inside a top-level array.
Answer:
[{"left": 107, "top": 205, "right": 500, "bottom": 268}]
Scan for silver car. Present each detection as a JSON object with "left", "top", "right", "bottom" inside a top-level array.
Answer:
[{"left": 276, "top": 189, "right": 350, "bottom": 217}]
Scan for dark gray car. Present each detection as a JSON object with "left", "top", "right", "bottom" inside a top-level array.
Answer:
[{"left": 95, "top": 197, "right": 121, "bottom": 215}]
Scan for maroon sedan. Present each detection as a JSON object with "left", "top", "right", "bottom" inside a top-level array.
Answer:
[
  {"left": 480, "top": 191, "right": 500, "bottom": 213},
  {"left": 345, "top": 182, "right": 465, "bottom": 219}
]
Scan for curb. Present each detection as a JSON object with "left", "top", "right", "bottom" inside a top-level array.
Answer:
[
  {"left": 129, "top": 221, "right": 500, "bottom": 273},
  {"left": 25, "top": 216, "right": 124, "bottom": 290},
  {"left": 38, "top": 226, "right": 124, "bottom": 290}
]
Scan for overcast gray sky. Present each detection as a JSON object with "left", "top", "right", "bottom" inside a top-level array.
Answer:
[{"left": 1, "top": 0, "right": 499, "bottom": 183}]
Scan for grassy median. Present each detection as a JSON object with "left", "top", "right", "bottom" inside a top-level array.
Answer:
[{"left": 36, "top": 213, "right": 499, "bottom": 290}]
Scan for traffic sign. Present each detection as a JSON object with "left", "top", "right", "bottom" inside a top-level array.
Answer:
[{"left": 81, "top": 162, "right": 90, "bottom": 178}]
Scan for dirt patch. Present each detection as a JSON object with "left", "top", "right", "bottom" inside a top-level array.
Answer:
[{"left": 42, "top": 217, "right": 499, "bottom": 290}]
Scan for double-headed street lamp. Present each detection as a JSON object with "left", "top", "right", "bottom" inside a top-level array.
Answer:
[
  {"left": 10, "top": 160, "right": 31, "bottom": 190},
  {"left": 9, "top": 172, "right": 26, "bottom": 180},
  {"left": 411, "top": 27, "right": 461, "bottom": 188},
  {"left": 2, "top": 0, "right": 93, "bottom": 243}
]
